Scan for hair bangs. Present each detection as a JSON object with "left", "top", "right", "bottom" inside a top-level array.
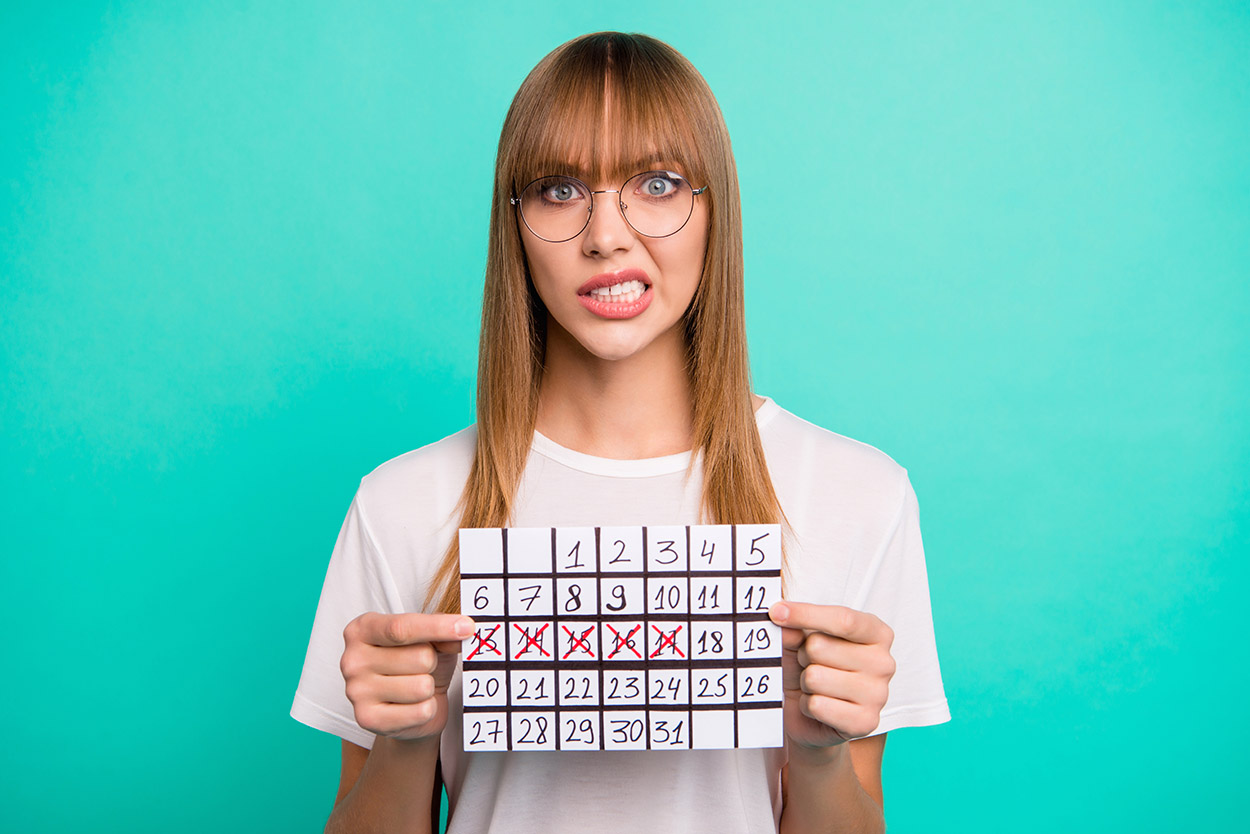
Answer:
[{"left": 505, "top": 33, "right": 710, "bottom": 194}]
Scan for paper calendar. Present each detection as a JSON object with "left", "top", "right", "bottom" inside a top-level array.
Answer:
[{"left": 459, "top": 524, "right": 784, "bottom": 752}]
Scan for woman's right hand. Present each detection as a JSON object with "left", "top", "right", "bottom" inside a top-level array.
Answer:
[{"left": 340, "top": 612, "right": 475, "bottom": 742}]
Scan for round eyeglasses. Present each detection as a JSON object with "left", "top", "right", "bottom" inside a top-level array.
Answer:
[{"left": 510, "top": 170, "right": 708, "bottom": 243}]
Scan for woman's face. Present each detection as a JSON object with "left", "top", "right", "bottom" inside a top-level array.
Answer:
[{"left": 519, "top": 164, "right": 710, "bottom": 365}]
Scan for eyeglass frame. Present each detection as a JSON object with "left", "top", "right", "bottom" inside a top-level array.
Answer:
[{"left": 509, "top": 169, "right": 709, "bottom": 243}]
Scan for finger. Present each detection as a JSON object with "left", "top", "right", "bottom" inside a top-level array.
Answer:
[
  {"left": 431, "top": 638, "right": 468, "bottom": 655},
  {"left": 782, "top": 638, "right": 802, "bottom": 691},
  {"left": 798, "top": 632, "right": 890, "bottom": 674},
  {"left": 431, "top": 649, "right": 460, "bottom": 691},
  {"left": 800, "top": 664, "right": 890, "bottom": 708},
  {"left": 799, "top": 693, "right": 880, "bottom": 741},
  {"left": 359, "top": 642, "right": 440, "bottom": 676},
  {"left": 776, "top": 623, "right": 807, "bottom": 653},
  {"left": 372, "top": 673, "right": 438, "bottom": 705},
  {"left": 356, "top": 697, "right": 441, "bottom": 736},
  {"left": 358, "top": 612, "right": 475, "bottom": 648},
  {"left": 345, "top": 670, "right": 436, "bottom": 711},
  {"left": 771, "top": 601, "right": 888, "bottom": 646}
]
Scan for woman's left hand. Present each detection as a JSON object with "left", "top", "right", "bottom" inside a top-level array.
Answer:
[{"left": 769, "top": 600, "right": 897, "bottom": 749}]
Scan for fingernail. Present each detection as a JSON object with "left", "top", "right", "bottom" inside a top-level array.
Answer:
[
  {"left": 454, "top": 617, "right": 473, "bottom": 638},
  {"left": 772, "top": 602, "right": 789, "bottom": 623}
]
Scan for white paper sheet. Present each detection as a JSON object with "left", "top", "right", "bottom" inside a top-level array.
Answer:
[{"left": 460, "top": 524, "right": 783, "bottom": 752}]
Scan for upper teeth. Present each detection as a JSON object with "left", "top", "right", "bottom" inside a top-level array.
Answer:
[{"left": 590, "top": 279, "right": 646, "bottom": 299}]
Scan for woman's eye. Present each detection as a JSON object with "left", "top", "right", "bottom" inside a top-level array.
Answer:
[
  {"left": 540, "top": 179, "right": 582, "bottom": 203},
  {"left": 640, "top": 176, "right": 677, "bottom": 197}
]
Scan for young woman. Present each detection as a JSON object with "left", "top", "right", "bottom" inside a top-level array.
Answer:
[{"left": 292, "top": 31, "right": 949, "bottom": 833}]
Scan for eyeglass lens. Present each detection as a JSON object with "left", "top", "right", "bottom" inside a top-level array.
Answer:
[{"left": 518, "top": 171, "right": 696, "bottom": 242}]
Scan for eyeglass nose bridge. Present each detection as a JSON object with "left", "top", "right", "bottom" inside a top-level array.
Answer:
[{"left": 588, "top": 187, "right": 627, "bottom": 216}]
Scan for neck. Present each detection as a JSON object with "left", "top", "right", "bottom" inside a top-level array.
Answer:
[{"left": 535, "top": 320, "right": 695, "bottom": 460}]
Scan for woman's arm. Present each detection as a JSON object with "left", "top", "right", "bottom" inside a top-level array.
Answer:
[
  {"left": 325, "top": 611, "right": 470, "bottom": 832},
  {"left": 780, "top": 735, "right": 886, "bottom": 834},
  {"left": 325, "top": 737, "right": 440, "bottom": 833},
  {"left": 771, "top": 601, "right": 896, "bottom": 833}
]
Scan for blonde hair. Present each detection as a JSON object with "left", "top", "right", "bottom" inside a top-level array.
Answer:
[{"left": 427, "top": 31, "right": 786, "bottom": 614}]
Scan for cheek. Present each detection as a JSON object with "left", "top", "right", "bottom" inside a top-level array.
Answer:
[
  {"left": 684, "top": 206, "right": 711, "bottom": 267},
  {"left": 519, "top": 241, "right": 561, "bottom": 305},
  {"left": 675, "top": 221, "right": 710, "bottom": 289}
]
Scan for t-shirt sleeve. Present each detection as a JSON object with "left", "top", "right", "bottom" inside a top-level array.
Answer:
[
  {"left": 290, "top": 487, "right": 400, "bottom": 750},
  {"left": 851, "top": 472, "right": 951, "bottom": 736}
]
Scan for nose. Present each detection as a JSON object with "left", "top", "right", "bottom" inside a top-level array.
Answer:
[{"left": 581, "top": 188, "right": 635, "bottom": 257}]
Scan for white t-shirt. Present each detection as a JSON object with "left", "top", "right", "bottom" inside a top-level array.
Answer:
[{"left": 291, "top": 397, "right": 950, "bottom": 833}]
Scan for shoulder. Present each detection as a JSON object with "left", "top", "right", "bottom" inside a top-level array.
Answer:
[
  {"left": 758, "top": 400, "right": 910, "bottom": 506},
  {"left": 354, "top": 424, "right": 478, "bottom": 521}
]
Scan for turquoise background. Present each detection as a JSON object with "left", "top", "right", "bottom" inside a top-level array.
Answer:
[{"left": 3, "top": 1, "right": 1247, "bottom": 831}]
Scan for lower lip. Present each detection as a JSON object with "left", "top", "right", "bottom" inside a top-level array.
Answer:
[{"left": 578, "top": 287, "right": 654, "bottom": 319}]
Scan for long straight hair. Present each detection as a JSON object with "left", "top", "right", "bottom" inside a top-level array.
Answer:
[{"left": 427, "top": 32, "right": 786, "bottom": 614}]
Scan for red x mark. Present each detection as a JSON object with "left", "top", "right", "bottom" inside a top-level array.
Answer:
[
  {"left": 466, "top": 624, "right": 502, "bottom": 660},
  {"left": 561, "top": 625, "right": 596, "bottom": 659},
  {"left": 606, "top": 624, "right": 642, "bottom": 659},
  {"left": 512, "top": 622, "right": 551, "bottom": 658},
  {"left": 650, "top": 624, "right": 685, "bottom": 658}
]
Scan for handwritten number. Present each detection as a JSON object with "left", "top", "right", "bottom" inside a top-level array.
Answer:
[
  {"left": 468, "top": 719, "right": 501, "bottom": 745},
  {"left": 518, "top": 717, "right": 548, "bottom": 744},
  {"left": 650, "top": 675, "right": 683, "bottom": 700},
  {"left": 653, "top": 719, "right": 685, "bottom": 745},
  {"left": 700, "top": 539, "right": 715, "bottom": 564},
  {"left": 563, "top": 675, "right": 592, "bottom": 700},
  {"left": 610, "top": 719, "right": 645, "bottom": 743},
  {"left": 467, "top": 676, "right": 499, "bottom": 699},
  {"left": 519, "top": 584, "right": 542, "bottom": 611},
  {"left": 747, "top": 533, "right": 768, "bottom": 566},
  {"left": 516, "top": 676, "right": 545, "bottom": 700},
  {"left": 696, "top": 673, "right": 729, "bottom": 698},
  {"left": 656, "top": 540, "right": 678, "bottom": 564},
  {"left": 652, "top": 584, "right": 681, "bottom": 610},
  {"left": 608, "top": 539, "right": 629, "bottom": 564},
  {"left": 697, "top": 630, "right": 724, "bottom": 655},
  {"left": 744, "top": 626, "right": 771, "bottom": 652},
  {"left": 565, "top": 717, "right": 595, "bottom": 744},
  {"left": 565, "top": 541, "right": 583, "bottom": 569},
  {"left": 743, "top": 584, "right": 767, "bottom": 611}
]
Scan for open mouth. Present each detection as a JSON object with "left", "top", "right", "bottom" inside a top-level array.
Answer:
[
  {"left": 577, "top": 269, "right": 654, "bottom": 319},
  {"left": 584, "top": 278, "right": 648, "bottom": 304}
]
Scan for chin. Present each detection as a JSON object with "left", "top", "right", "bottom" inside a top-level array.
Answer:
[
  {"left": 574, "top": 332, "right": 656, "bottom": 363},
  {"left": 582, "top": 342, "right": 647, "bottom": 363}
]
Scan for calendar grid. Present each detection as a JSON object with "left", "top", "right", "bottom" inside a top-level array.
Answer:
[{"left": 460, "top": 523, "right": 784, "bottom": 752}]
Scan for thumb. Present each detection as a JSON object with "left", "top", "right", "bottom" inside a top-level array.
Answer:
[{"left": 433, "top": 648, "right": 461, "bottom": 691}]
